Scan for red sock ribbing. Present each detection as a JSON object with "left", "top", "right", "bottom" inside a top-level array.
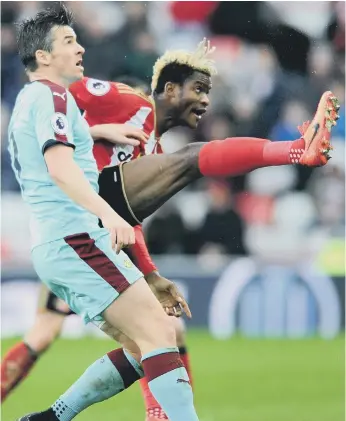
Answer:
[{"left": 198, "top": 137, "right": 305, "bottom": 177}]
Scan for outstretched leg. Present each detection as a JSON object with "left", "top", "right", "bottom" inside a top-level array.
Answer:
[
  {"left": 117, "top": 91, "right": 338, "bottom": 222},
  {"left": 121, "top": 144, "right": 202, "bottom": 221}
]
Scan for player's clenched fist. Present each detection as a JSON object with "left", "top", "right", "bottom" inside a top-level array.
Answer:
[{"left": 101, "top": 211, "right": 135, "bottom": 254}]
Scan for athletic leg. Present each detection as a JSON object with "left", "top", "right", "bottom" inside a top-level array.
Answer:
[
  {"left": 102, "top": 91, "right": 339, "bottom": 223},
  {"left": 19, "top": 232, "right": 199, "bottom": 421},
  {"left": 102, "top": 279, "right": 197, "bottom": 421},
  {"left": 1, "top": 286, "right": 66, "bottom": 401},
  {"left": 139, "top": 317, "right": 192, "bottom": 420},
  {"left": 99, "top": 145, "right": 201, "bottom": 224}
]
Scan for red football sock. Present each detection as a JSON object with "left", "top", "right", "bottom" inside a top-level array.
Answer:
[
  {"left": 198, "top": 137, "right": 305, "bottom": 177},
  {"left": 1, "top": 341, "right": 38, "bottom": 401},
  {"left": 139, "top": 376, "right": 167, "bottom": 419},
  {"left": 140, "top": 347, "right": 193, "bottom": 419}
]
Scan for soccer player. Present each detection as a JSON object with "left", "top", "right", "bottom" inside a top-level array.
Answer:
[
  {"left": 9, "top": 6, "right": 340, "bottom": 421},
  {"left": 10, "top": 5, "right": 198, "bottom": 421},
  {"left": 2, "top": 83, "right": 193, "bottom": 421}
]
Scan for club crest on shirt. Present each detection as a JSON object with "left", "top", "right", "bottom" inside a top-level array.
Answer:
[
  {"left": 51, "top": 112, "right": 68, "bottom": 135},
  {"left": 86, "top": 78, "right": 111, "bottom": 96}
]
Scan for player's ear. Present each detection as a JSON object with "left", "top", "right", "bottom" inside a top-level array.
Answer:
[
  {"left": 35, "top": 49, "right": 51, "bottom": 67},
  {"left": 164, "top": 82, "right": 178, "bottom": 98}
]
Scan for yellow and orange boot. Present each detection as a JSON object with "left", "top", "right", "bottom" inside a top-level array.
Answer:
[{"left": 298, "top": 91, "right": 340, "bottom": 167}]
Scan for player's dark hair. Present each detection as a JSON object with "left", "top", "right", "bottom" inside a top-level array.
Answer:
[
  {"left": 153, "top": 63, "right": 210, "bottom": 95},
  {"left": 16, "top": 2, "right": 73, "bottom": 72}
]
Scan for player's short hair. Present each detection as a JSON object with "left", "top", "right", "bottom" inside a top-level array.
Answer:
[
  {"left": 16, "top": 2, "right": 73, "bottom": 72},
  {"left": 151, "top": 38, "right": 217, "bottom": 94}
]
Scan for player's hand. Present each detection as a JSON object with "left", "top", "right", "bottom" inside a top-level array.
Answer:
[
  {"left": 145, "top": 271, "right": 192, "bottom": 318},
  {"left": 91, "top": 124, "right": 149, "bottom": 146},
  {"left": 101, "top": 211, "right": 135, "bottom": 254}
]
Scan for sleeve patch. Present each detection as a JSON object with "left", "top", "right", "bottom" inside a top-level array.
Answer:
[
  {"left": 51, "top": 112, "right": 69, "bottom": 136},
  {"left": 86, "top": 78, "right": 111, "bottom": 96}
]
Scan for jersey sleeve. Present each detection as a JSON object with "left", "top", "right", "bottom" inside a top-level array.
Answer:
[
  {"left": 31, "top": 82, "right": 75, "bottom": 154},
  {"left": 126, "top": 225, "right": 157, "bottom": 275},
  {"left": 69, "top": 77, "right": 120, "bottom": 111}
]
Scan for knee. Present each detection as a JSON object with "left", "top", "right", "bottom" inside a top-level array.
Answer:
[
  {"left": 161, "top": 315, "right": 177, "bottom": 345},
  {"left": 107, "top": 329, "right": 142, "bottom": 363},
  {"left": 145, "top": 311, "right": 177, "bottom": 349},
  {"left": 179, "top": 142, "right": 202, "bottom": 159},
  {"left": 175, "top": 143, "right": 204, "bottom": 173}
]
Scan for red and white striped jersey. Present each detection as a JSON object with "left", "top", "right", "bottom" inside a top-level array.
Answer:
[{"left": 69, "top": 77, "right": 163, "bottom": 171}]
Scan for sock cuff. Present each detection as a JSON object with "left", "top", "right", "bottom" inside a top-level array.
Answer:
[
  {"left": 141, "top": 349, "right": 183, "bottom": 382},
  {"left": 107, "top": 348, "right": 141, "bottom": 389},
  {"left": 52, "top": 399, "right": 77, "bottom": 421},
  {"left": 141, "top": 347, "right": 179, "bottom": 362}
]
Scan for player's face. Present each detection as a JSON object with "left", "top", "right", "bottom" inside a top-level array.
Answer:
[
  {"left": 176, "top": 72, "right": 211, "bottom": 129},
  {"left": 46, "top": 25, "right": 85, "bottom": 83}
]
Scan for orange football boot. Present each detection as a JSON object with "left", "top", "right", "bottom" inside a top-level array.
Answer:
[{"left": 298, "top": 91, "right": 340, "bottom": 166}]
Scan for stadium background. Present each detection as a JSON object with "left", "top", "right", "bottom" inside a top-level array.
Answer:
[{"left": 1, "top": 2, "right": 345, "bottom": 421}]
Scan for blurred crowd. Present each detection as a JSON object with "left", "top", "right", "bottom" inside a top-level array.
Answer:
[{"left": 1, "top": 1, "right": 345, "bottom": 269}]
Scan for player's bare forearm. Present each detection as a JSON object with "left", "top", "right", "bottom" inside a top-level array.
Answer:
[
  {"left": 44, "top": 144, "right": 115, "bottom": 220},
  {"left": 89, "top": 124, "right": 113, "bottom": 141},
  {"left": 89, "top": 124, "right": 148, "bottom": 146}
]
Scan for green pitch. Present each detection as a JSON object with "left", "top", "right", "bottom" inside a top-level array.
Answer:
[{"left": 1, "top": 331, "right": 344, "bottom": 421}]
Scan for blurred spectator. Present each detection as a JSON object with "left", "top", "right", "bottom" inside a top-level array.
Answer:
[
  {"left": 169, "top": 1, "right": 217, "bottom": 24},
  {"left": 195, "top": 180, "right": 246, "bottom": 256},
  {"left": 1, "top": 4, "right": 23, "bottom": 109},
  {"left": 270, "top": 100, "right": 310, "bottom": 141},
  {"left": 120, "top": 31, "right": 158, "bottom": 83},
  {"left": 327, "top": 1, "right": 345, "bottom": 54},
  {"left": 146, "top": 204, "right": 188, "bottom": 254},
  {"left": 208, "top": 1, "right": 312, "bottom": 74}
]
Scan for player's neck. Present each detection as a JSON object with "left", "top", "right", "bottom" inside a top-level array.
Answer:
[
  {"left": 154, "top": 97, "right": 178, "bottom": 136},
  {"left": 28, "top": 70, "right": 70, "bottom": 88}
]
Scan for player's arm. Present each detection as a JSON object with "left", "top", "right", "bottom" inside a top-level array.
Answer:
[
  {"left": 89, "top": 124, "right": 148, "bottom": 146},
  {"left": 127, "top": 225, "right": 191, "bottom": 318},
  {"left": 46, "top": 146, "right": 134, "bottom": 251},
  {"left": 33, "top": 85, "right": 134, "bottom": 251},
  {"left": 70, "top": 78, "right": 149, "bottom": 146},
  {"left": 45, "top": 146, "right": 115, "bottom": 220},
  {"left": 128, "top": 225, "right": 158, "bottom": 276}
]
